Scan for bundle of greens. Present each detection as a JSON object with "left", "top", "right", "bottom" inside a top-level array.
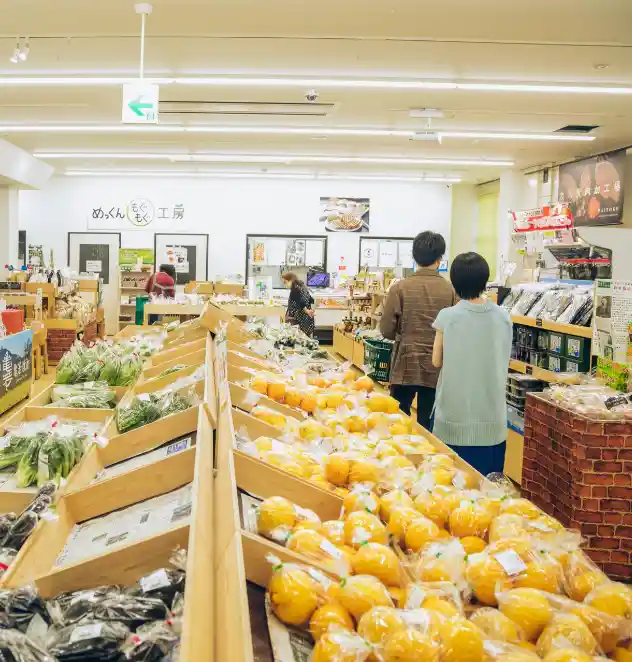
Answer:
[
  {"left": 55, "top": 341, "right": 145, "bottom": 387},
  {"left": 47, "top": 382, "right": 117, "bottom": 409},
  {"left": 0, "top": 418, "right": 101, "bottom": 487},
  {"left": 156, "top": 364, "right": 187, "bottom": 379},
  {"left": 117, "top": 387, "right": 199, "bottom": 434}
]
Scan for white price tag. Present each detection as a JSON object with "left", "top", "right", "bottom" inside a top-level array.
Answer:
[
  {"left": 140, "top": 568, "right": 170, "bottom": 593},
  {"left": 70, "top": 623, "right": 103, "bottom": 644},
  {"left": 494, "top": 550, "right": 528, "bottom": 577}
]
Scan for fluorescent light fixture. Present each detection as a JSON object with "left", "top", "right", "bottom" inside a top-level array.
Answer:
[
  {"left": 36, "top": 152, "right": 513, "bottom": 167},
  {"left": 0, "top": 125, "right": 594, "bottom": 142},
  {"left": 438, "top": 131, "right": 595, "bottom": 142},
  {"left": 0, "top": 76, "right": 630, "bottom": 95},
  {"left": 62, "top": 170, "right": 463, "bottom": 183}
]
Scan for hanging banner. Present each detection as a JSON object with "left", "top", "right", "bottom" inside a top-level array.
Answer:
[
  {"left": 558, "top": 149, "right": 626, "bottom": 227},
  {"left": 511, "top": 204, "right": 573, "bottom": 233}
]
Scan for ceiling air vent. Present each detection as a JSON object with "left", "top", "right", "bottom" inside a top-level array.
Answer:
[
  {"left": 555, "top": 125, "right": 599, "bottom": 133},
  {"left": 160, "top": 100, "right": 337, "bottom": 117}
]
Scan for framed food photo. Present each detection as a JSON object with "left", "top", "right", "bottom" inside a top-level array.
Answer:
[
  {"left": 319, "top": 197, "right": 370, "bottom": 232},
  {"left": 558, "top": 149, "right": 626, "bottom": 227}
]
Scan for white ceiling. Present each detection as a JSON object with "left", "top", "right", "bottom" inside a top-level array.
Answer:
[{"left": 1, "top": 0, "right": 631, "bottom": 182}]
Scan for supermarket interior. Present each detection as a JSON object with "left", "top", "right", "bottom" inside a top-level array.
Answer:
[{"left": 0, "top": 1, "right": 630, "bottom": 660}]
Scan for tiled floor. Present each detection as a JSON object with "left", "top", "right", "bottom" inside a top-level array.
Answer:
[{"left": 0, "top": 369, "right": 56, "bottom": 427}]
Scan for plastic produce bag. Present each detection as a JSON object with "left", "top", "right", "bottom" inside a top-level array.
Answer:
[
  {"left": 47, "top": 620, "right": 130, "bottom": 660},
  {"left": 128, "top": 567, "right": 186, "bottom": 609},
  {"left": 256, "top": 496, "right": 320, "bottom": 544},
  {"left": 46, "top": 587, "right": 122, "bottom": 627},
  {"left": 0, "top": 585, "right": 50, "bottom": 631},
  {"left": 120, "top": 621, "right": 179, "bottom": 661},
  {"left": 92, "top": 594, "right": 169, "bottom": 630},
  {"left": 0, "top": 628, "right": 56, "bottom": 662}
]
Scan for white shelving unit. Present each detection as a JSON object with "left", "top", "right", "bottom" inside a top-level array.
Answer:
[{"left": 118, "top": 267, "right": 153, "bottom": 329}]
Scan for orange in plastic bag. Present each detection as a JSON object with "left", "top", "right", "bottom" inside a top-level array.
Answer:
[
  {"left": 481, "top": 640, "right": 541, "bottom": 662},
  {"left": 465, "top": 553, "right": 511, "bottom": 606},
  {"left": 541, "top": 650, "right": 594, "bottom": 662},
  {"left": 267, "top": 562, "right": 325, "bottom": 626},
  {"left": 257, "top": 496, "right": 298, "bottom": 541},
  {"left": 344, "top": 486, "right": 380, "bottom": 516},
  {"left": 322, "top": 520, "right": 346, "bottom": 547},
  {"left": 309, "top": 603, "right": 355, "bottom": 641},
  {"left": 357, "top": 606, "right": 407, "bottom": 649},
  {"left": 352, "top": 542, "right": 403, "bottom": 587},
  {"left": 460, "top": 536, "right": 487, "bottom": 554},
  {"left": 338, "top": 575, "right": 394, "bottom": 621},
  {"left": 563, "top": 551, "right": 608, "bottom": 603},
  {"left": 497, "top": 587, "right": 553, "bottom": 641},
  {"left": 348, "top": 457, "right": 383, "bottom": 486},
  {"left": 414, "top": 490, "right": 452, "bottom": 529},
  {"left": 404, "top": 516, "right": 442, "bottom": 553},
  {"left": 469, "top": 607, "right": 524, "bottom": 644},
  {"left": 536, "top": 612, "right": 598, "bottom": 658},
  {"left": 312, "top": 631, "right": 373, "bottom": 662},
  {"left": 344, "top": 511, "right": 388, "bottom": 549},
  {"left": 380, "top": 489, "right": 415, "bottom": 523},
  {"left": 382, "top": 628, "right": 440, "bottom": 662},
  {"left": 449, "top": 502, "right": 493, "bottom": 539},
  {"left": 287, "top": 529, "right": 351, "bottom": 575},
  {"left": 440, "top": 617, "right": 484, "bottom": 662},
  {"left": 584, "top": 581, "right": 632, "bottom": 619},
  {"left": 387, "top": 506, "right": 422, "bottom": 545},
  {"left": 325, "top": 453, "right": 351, "bottom": 486}
]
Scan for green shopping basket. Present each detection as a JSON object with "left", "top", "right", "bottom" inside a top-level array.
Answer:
[
  {"left": 135, "top": 296, "right": 149, "bottom": 325},
  {"left": 363, "top": 337, "right": 394, "bottom": 382}
]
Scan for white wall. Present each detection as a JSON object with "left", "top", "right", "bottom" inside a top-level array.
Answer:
[{"left": 18, "top": 176, "right": 453, "bottom": 280}]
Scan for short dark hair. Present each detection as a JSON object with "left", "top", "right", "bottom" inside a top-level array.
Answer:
[
  {"left": 450, "top": 252, "right": 490, "bottom": 299},
  {"left": 412, "top": 231, "right": 446, "bottom": 267},
  {"left": 160, "top": 263, "right": 177, "bottom": 281}
]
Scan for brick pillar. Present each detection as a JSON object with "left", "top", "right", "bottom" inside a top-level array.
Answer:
[{"left": 523, "top": 394, "right": 632, "bottom": 580}]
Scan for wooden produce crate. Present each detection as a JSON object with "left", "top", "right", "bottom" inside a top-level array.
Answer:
[
  {"left": 100, "top": 381, "right": 204, "bottom": 467},
  {"left": 135, "top": 364, "right": 202, "bottom": 395},
  {"left": 184, "top": 281, "right": 215, "bottom": 295},
  {"left": 163, "top": 325, "right": 208, "bottom": 349},
  {"left": 3, "top": 404, "right": 215, "bottom": 661},
  {"left": 352, "top": 334, "right": 366, "bottom": 369},
  {"left": 27, "top": 384, "right": 127, "bottom": 418},
  {"left": 200, "top": 302, "right": 255, "bottom": 344},
  {"left": 0, "top": 407, "right": 112, "bottom": 517},
  {"left": 142, "top": 348, "right": 206, "bottom": 380},
  {"left": 227, "top": 348, "right": 282, "bottom": 374},
  {"left": 115, "top": 324, "right": 157, "bottom": 340},
  {"left": 229, "top": 382, "right": 306, "bottom": 422},
  {"left": 213, "top": 282, "right": 244, "bottom": 296},
  {"left": 148, "top": 337, "right": 207, "bottom": 367}
]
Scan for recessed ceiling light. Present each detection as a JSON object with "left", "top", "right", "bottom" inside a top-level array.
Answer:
[{"left": 593, "top": 63, "right": 609, "bottom": 70}]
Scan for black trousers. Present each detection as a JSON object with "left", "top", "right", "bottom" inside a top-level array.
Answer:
[{"left": 390, "top": 384, "right": 436, "bottom": 431}]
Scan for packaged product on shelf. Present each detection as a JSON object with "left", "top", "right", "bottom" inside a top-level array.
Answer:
[
  {"left": 545, "top": 381, "right": 632, "bottom": 419},
  {"left": 47, "top": 381, "right": 117, "bottom": 409}
]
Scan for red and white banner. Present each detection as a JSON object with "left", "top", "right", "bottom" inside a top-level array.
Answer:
[{"left": 511, "top": 204, "right": 574, "bottom": 233}]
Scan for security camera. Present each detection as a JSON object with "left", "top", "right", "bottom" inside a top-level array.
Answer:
[{"left": 305, "top": 90, "right": 319, "bottom": 103}]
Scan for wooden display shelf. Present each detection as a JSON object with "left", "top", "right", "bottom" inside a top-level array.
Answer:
[
  {"left": 511, "top": 314, "right": 593, "bottom": 339},
  {"left": 505, "top": 427, "right": 525, "bottom": 485},
  {"left": 219, "top": 304, "right": 284, "bottom": 319},
  {"left": 148, "top": 337, "right": 206, "bottom": 367},
  {"left": 142, "top": 348, "right": 206, "bottom": 380},
  {"left": 28, "top": 384, "right": 127, "bottom": 418},
  {"left": 143, "top": 303, "right": 205, "bottom": 324},
  {"left": 509, "top": 359, "right": 583, "bottom": 384}
]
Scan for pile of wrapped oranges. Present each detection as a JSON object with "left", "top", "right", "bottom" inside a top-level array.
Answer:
[
  {"left": 237, "top": 362, "right": 632, "bottom": 661},
  {"left": 258, "top": 489, "right": 632, "bottom": 662}
]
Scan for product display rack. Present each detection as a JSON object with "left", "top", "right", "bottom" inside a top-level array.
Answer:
[{"left": 118, "top": 266, "right": 152, "bottom": 329}]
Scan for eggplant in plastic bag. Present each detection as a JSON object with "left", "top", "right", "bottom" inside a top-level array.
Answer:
[
  {"left": 1, "top": 512, "right": 40, "bottom": 551},
  {"left": 0, "top": 585, "right": 50, "bottom": 631},
  {"left": 92, "top": 595, "right": 168, "bottom": 631},
  {"left": 0, "top": 628, "right": 55, "bottom": 662},
  {"left": 120, "top": 621, "right": 179, "bottom": 661},
  {"left": 46, "top": 587, "right": 122, "bottom": 627},
  {"left": 129, "top": 568, "right": 185, "bottom": 608},
  {"left": 47, "top": 620, "right": 129, "bottom": 661}
]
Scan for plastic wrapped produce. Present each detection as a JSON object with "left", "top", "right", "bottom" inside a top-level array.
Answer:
[
  {"left": 92, "top": 594, "right": 169, "bottom": 630},
  {"left": 482, "top": 639, "right": 541, "bottom": 662},
  {"left": 312, "top": 631, "right": 372, "bottom": 662},
  {"left": 0, "top": 628, "right": 56, "bottom": 662},
  {"left": 497, "top": 587, "right": 554, "bottom": 641},
  {"left": 0, "top": 585, "right": 50, "bottom": 631},
  {"left": 338, "top": 575, "right": 394, "bottom": 621},
  {"left": 351, "top": 542, "right": 403, "bottom": 587},
  {"left": 46, "top": 586, "right": 122, "bottom": 627},
  {"left": 256, "top": 496, "right": 320, "bottom": 544},
  {"left": 286, "top": 528, "right": 352, "bottom": 576},
  {"left": 469, "top": 607, "right": 525, "bottom": 644},
  {"left": 120, "top": 620, "right": 180, "bottom": 661},
  {"left": 47, "top": 620, "right": 130, "bottom": 660},
  {"left": 266, "top": 557, "right": 327, "bottom": 626},
  {"left": 536, "top": 612, "right": 599, "bottom": 657}
]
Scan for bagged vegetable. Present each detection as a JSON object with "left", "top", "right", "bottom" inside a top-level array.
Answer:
[
  {"left": 47, "top": 620, "right": 130, "bottom": 660},
  {"left": 120, "top": 620, "right": 179, "bottom": 661},
  {"left": 0, "top": 628, "right": 55, "bottom": 662}
]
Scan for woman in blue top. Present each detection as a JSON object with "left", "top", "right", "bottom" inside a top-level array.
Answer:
[{"left": 432, "top": 252, "right": 512, "bottom": 476}]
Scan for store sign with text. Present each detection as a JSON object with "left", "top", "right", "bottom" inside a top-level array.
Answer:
[
  {"left": 558, "top": 149, "right": 626, "bottom": 227},
  {"left": 88, "top": 200, "right": 186, "bottom": 230},
  {"left": 511, "top": 204, "right": 573, "bottom": 233}
]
